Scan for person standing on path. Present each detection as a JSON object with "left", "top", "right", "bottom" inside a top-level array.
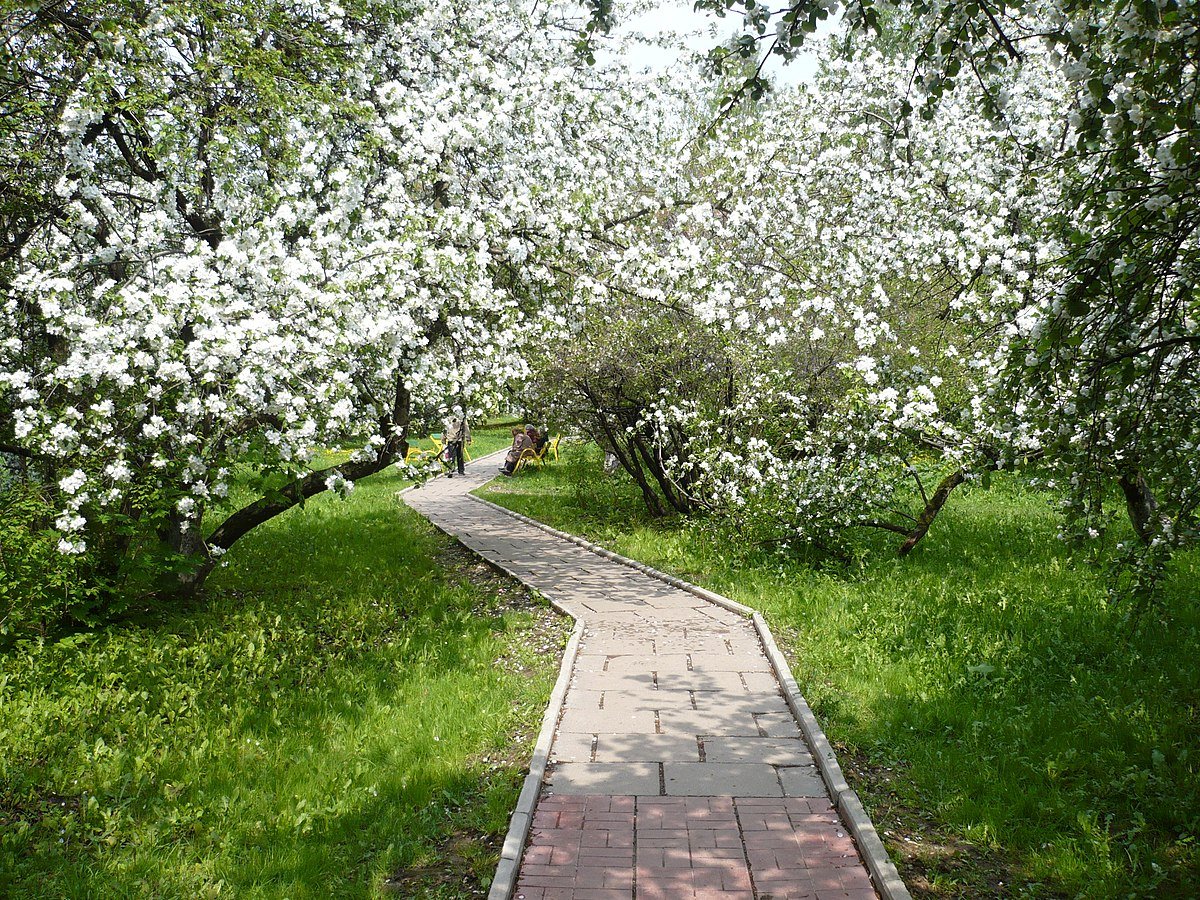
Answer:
[{"left": 443, "top": 407, "right": 470, "bottom": 477}]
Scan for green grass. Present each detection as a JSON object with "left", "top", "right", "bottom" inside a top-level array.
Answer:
[
  {"left": 479, "top": 445, "right": 1200, "bottom": 898},
  {"left": 0, "top": 442, "right": 569, "bottom": 898}
]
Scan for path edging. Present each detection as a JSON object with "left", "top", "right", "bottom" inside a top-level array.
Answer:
[
  {"left": 467, "top": 492, "right": 911, "bottom": 900},
  {"left": 752, "top": 614, "right": 911, "bottom": 900},
  {"left": 401, "top": 474, "right": 585, "bottom": 900},
  {"left": 487, "top": 618, "right": 584, "bottom": 900}
]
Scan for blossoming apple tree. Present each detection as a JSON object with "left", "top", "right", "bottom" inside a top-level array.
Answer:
[
  {"left": 575, "top": 0, "right": 1198, "bottom": 572},
  {"left": 709, "top": 1, "right": 1200, "bottom": 565},
  {"left": 536, "top": 46, "right": 1066, "bottom": 555},
  {"left": 0, "top": 0, "right": 662, "bottom": 612}
]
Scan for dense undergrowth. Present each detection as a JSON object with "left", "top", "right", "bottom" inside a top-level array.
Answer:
[
  {"left": 479, "top": 444, "right": 1200, "bottom": 898},
  {"left": 1, "top": 441, "right": 567, "bottom": 898}
]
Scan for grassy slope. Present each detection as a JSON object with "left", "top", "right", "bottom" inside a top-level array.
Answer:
[
  {"left": 0, "top": 441, "right": 567, "bottom": 898},
  {"left": 479, "top": 445, "right": 1200, "bottom": 898}
]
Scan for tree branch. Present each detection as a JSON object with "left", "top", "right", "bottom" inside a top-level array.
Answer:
[
  {"left": 977, "top": 0, "right": 1023, "bottom": 60},
  {"left": 204, "top": 382, "right": 412, "bottom": 555},
  {"left": 0, "top": 442, "right": 42, "bottom": 459},
  {"left": 898, "top": 468, "right": 966, "bottom": 556},
  {"left": 853, "top": 519, "right": 914, "bottom": 536}
]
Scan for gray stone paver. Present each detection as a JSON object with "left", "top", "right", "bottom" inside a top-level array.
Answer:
[
  {"left": 592, "top": 734, "right": 703, "bottom": 764},
  {"left": 663, "top": 762, "right": 783, "bottom": 797},
  {"left": 548, "top": 762, "right": 663, "bottom": 795},
  {"left": 656, "top": 669, "right": 753, "bottom": 694},
  {"left": 690, "top": 656, "right": 775, "bottom": 673},
  {"left": 594, "top": 654, "right": 694, "bottom": 676},
  {"left": 403, "top": 457, "right": 879, "bottom": 899},
  {"left": 569, "top": 671, "right": 657, "bottom": 692},
  {"left": 779, "top": 766, "right": 829, "bottom": 797},
  {"left": 557, "top": 706, "right": 660, "bottom": 735},
  {"left": 751, "top": 712, "right": 805, "bottom": 739},
  {"left": 703, "top": 737, "right": 815, "bottom": 766}
]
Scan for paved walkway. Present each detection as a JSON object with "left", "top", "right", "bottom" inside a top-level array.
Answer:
[{"left": 404, "top": 454, "right": 879, "bottom": 900}]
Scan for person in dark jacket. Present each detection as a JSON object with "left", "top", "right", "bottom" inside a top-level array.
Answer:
[
  {"left": 443, "top": 408, "right": 471, "bottom": 477},
  {"left": 525, "top": 424, "right": 549, "bottom": 456}
]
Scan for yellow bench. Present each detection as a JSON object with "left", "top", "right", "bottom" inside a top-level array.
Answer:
[
  {"left": 404, "top": 434, "right": 473, "bottom": 466},
  {"left": 404, "top": 435, "right": 441, "bottom": 466},
  {"left": 513, "top": 436, "right": 560, "bottom": 473}
]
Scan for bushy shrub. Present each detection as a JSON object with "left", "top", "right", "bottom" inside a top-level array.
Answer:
[{"left": 0, "top": 484, "right": 99, "bottom": 641}]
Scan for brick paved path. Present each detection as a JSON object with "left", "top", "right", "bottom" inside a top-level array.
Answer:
[{"left": 405, "top": 455, "right": 879, "bottom": 900}]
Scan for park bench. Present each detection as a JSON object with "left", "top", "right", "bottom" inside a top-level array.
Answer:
[
  {"left": 403, "top": 435, "right": 440, "bottom": 466},
  {"left": 513, "top": 436, "right": 560, "bottom": 473},
  {"left": 403, "top": 435, "right": 473, "bottom": 467}
]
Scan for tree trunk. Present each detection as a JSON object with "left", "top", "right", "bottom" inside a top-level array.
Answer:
[
  {"left": 616, "top": 435, "right": 668, "bottom": 517},
  {"left": 1119, "top": 469, "right": 1162, "bottom": 544},
  {"left": 898, "top": 469, "right": 966, "bottom": 556},
  {"left": 590, "top": 411, "right": 668, "bottom": 517},
  {"left": 190, "top": 379, "right": 413, "bottom": 592},
  {"left": 162, "top": 508, "right": 209, "bottom": 595},
  {"left": 631, "top": 430, "right": 691, "bottom": 514}
]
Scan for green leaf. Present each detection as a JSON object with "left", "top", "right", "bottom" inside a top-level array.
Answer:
[{"left": 1066, "top": 294, "right": 1090, "bottom": 317}]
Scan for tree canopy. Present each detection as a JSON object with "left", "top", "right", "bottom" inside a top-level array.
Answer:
[
  {"left": 564, "top": 0, "right": 1199, "bottom": 583},
  {"left": 0, "top": 0, "right": 664, "bottom": 619}
]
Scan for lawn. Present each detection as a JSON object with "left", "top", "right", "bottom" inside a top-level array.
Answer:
[
  {"left": 478, "top": 444, "right": 1200, "bottom": 898},
  {"left": 0, "top": 429, "right": 568, "bottom": 899}
]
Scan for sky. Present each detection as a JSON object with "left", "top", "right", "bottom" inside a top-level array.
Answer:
[{"left": 610, "top": 0, "right": 836, "bottom": 87}]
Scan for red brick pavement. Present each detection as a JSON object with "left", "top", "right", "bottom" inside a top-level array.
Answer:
[{"left": 514, "top": 795, "right": 877, "bottom": 900}]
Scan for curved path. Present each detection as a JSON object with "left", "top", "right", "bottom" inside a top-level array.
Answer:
[{"left": 405, "top": 454, "right": 890, "bottom": 900}]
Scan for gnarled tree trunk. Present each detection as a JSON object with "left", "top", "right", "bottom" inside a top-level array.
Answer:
[
  {"left": 184, "top": 378, "right": 413, "bottom": 594},
  {"left": 1119, "top": 469, "right": 1163, "bottom": 544}
]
